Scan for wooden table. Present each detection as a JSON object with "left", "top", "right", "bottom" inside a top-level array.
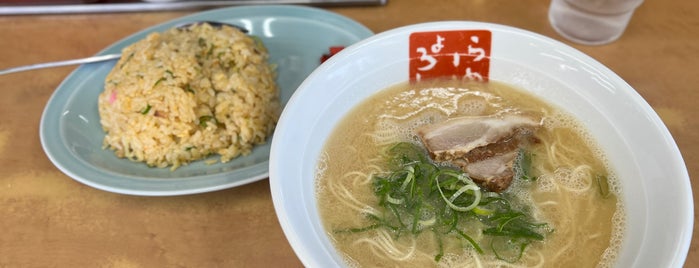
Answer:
[{"left": 0, "top": 0, "right": 696, "bottom": 266}]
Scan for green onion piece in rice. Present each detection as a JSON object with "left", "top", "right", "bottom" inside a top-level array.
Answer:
[
  {"left": 141, "top": 104, "right": 152, "bottom": 115},
  {"left": 199, "top": 115, "right": 216, "bottom": 127},
  {"left": 153, "top": 77, "right": 166, "bottom": 88}
]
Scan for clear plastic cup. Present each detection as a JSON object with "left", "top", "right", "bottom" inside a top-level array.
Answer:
[{"left": 548, "top": 0, "right": 644, "bottom": 45}]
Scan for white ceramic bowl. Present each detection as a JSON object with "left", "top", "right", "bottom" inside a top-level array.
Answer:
[{"left": 269, "top": 21, "right": 693, "bottom": 267}]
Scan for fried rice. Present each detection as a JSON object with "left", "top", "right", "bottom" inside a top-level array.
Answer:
[{"left": 97, "top": 23, "right": 280, "bottom": 169}]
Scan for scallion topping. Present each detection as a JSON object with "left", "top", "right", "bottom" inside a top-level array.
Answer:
[{"left": 339, "top": 142, "right": 550, "bottom": 262}]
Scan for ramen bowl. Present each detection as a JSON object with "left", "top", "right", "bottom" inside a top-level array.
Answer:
[{"left": 269, "top": 21, "right": 692, "bottom": 267}]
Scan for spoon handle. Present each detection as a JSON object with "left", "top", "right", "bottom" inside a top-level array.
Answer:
[{"left": 0, "top": 53, "right": 122, "bottom": 76}]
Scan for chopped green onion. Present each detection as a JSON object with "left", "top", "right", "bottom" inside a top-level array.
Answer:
[
  {"left": 435, "top": 171, "right": 481, "bottom": 212},
  {"left": 141, "top": 104, "right": 152, "bottom": 115},
  {"left": 434, "top": 235, "right": 444, "bottom": 262},
  {"left": 207, "top": 45, "right": 215, "bottom": 57},
  {"left": 198, "top": 115, "right": 216, "bottom": 127},
  {"left": 400, "top": 166, "right": 415, "bottom": 191},
  {"left": 339, "top": 142, "right": 549, "bottom": 263},
  {"left": 385, "top": 193, "right": 404, "bottom": 205},
  {"left": 119, "top": 52, "right": 134, "bottom": 69},
  {"left": 456, "top": 229, "right": 484, "bottom": 254},
  {"left": 418, "top": 216, "right": 436, "bottom": 227},
  {"left": 472, "top": 206, "right": 495, "bottom": 216},
  {"left": 184, "top": 84, "right": 195, "bottom": 93},
  {"left": 153, "top": 77, "right": 166, "bottom": 88}
]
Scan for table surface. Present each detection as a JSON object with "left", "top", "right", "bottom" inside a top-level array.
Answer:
[{"left": 0, "top": 0, "right": 696, "bottom": 267}]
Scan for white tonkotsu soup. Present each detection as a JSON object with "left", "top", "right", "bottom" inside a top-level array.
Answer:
[{"left": 316, "top": 79, "right": 624, "bottom": 268}]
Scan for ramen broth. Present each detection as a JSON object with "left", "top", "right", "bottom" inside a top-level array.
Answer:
[{"left": 316, "top": 79, "right": 624, "bottom": 267}]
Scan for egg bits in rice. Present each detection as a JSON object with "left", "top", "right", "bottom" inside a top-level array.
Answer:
[{"left": 98, "top": 23, "right": 280, "bottom": 169}]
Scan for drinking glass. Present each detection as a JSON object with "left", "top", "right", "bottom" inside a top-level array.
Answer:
[{"left": 548, "top": 0, "right": 644, "bottom": 45}]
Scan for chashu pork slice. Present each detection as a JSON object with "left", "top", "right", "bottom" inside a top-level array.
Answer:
[
  {"left": 417, "top": 114, "right": 541, "bottom": 192},
  {"left": 460, "top": 151, "right": 517, "bottom": 193},
  {"left": 417, "top": 114, "right": 541, "bottom": 161}
]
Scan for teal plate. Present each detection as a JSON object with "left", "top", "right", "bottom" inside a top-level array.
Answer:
[{"left": 39, "top": 5, "right": 373, "bottom": 196}]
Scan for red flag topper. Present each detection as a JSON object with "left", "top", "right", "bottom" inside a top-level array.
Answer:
[{"left": 409, "top": 30, "right": 492, "bottom": 82}]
